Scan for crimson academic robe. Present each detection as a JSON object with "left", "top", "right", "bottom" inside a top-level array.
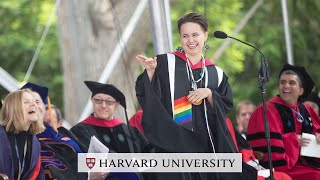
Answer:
[
  {"left": 226, "top": 118, "right": 292, "bottom": 180},
  {"left": 0, "top": 126, "right": 44, "bottom": 180},
  {"left": 247, "top": 96, "right": 320, "bottom": 179},
  {"left": 135, "top": 52, "right": 242, "bottom": 180},
  {"left": 129, "top": 109, "right": 144, "bottom": 134}
]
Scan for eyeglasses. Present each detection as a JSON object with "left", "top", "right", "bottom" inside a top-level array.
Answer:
[{"left": 92, "top": 98, "right": 117, "bottom": 106}]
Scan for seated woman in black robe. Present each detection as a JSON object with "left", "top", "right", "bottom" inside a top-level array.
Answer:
[
  {"left": 70, "top": 81, "right": 150, "bottom": 180},
  {"left": 0, "top": 89, "right": 45, "bottom": 180}
]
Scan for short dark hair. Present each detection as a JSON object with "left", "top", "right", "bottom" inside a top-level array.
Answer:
[
  {"left": 177, "top": 12, "right": 208, "bottom": 34},
  {"left": 280, "top": 70, "right": 302, "bottom": 88},
  {"left": 279, "top": 64, "right": 314, "bottom": 99}
]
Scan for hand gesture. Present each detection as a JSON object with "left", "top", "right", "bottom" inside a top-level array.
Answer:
[
  {"left": 187, "top": 88, "right": 212, "bottom": 105},
  {"left": 136, "top": 54, "right": 157, "bottom": 71}
]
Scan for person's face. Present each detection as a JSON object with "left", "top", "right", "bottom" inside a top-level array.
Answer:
[
  {"left": 31, "top": 92, "right": 46, "bottom": 118},
  {"left": 279, "top": 74, "right": 304, "bottom": 105},
  {"left": 44, "top": 108, "right": 57, "bottom": 125},
  {"left": 92, "top": 93, "right": 119, "bottom": 120},
  {"left": 236, "top": 104, "right": 255, "bottom": 133},
  {"left": 304, "top": 101, "right": 319, "bottom": 116},
  {"left": 23, "top": 92, "right": 38, "bottom": 124},
  {"left": 180, "top": 22, "right": 208, "bottom": 57}
]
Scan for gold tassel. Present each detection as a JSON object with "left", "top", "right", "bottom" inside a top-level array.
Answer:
[{"left": 47, "top": 97, "right": 58, "bottom": 132}]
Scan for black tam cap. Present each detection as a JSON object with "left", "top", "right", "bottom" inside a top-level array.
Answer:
[
  {"left": 21, "top": 82, "right": 49, "bottom": 104},
  {"left": 84, "top": 81, "right": 126, "bottom": 109},
  {"left": 279, "top": 64, "right": 314, "bottom": 99}
]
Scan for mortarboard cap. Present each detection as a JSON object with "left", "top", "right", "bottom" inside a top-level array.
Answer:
[
  {"left": 84, "top": 81, "right": 126, "bottom": 109},
  {"left": 279, "top": 64, "right": 314, "bottom": 99},
  {"left": 21, "top": 82, "right": 49, "bottom": 104}
]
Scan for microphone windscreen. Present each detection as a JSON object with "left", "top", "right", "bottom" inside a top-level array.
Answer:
[{"left": 214, "top": 31, "right": 228, "bottom": 39}]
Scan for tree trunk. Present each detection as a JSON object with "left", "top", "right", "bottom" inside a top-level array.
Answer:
[{"left": 57, "top": 0, "right": 151, "bottom": 126}]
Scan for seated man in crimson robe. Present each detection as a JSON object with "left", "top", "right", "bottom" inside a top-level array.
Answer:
[{"left": 247, "top": 64, "right": 320, "bottom": 180}]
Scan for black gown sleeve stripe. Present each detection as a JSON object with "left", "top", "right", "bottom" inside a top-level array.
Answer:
[
  {"left": 252, "top": 146, "right": 285, "bottom": 153},
  {"left": 247, "top": 132, "right": 283, "bottom": 141},
  {"left": 260, "top": 159, "right": 287, "bottom": 168}
]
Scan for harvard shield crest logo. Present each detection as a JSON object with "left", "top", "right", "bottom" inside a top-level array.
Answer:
[{"left": 86, "top": 158, "right": 96, "bottom": 169}]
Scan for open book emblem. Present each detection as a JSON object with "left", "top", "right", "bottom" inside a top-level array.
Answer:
[{"left": 86, "top": 158, "right": 96, "bottom": 169}]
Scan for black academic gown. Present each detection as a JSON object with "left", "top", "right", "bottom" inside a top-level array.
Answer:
[
  {"left": 135, "top": 52, "right": 243, "bottom": 180},
  {"left": 70, "top": 115, "right": 149, "bottom": 153},
  {"left": 71, "top": 115, "right": 151, "bottom": 180},
  {"left": 0, "top": 126, "right": 44, "bottom": 180},
  {"left": 37, "top": 124, "right": 87, "bottom": 180}
]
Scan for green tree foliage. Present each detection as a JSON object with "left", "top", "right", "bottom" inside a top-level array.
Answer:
[
  {"left": 238, "top": 0, "right": 320, "bottom": 108},
  {"left": 1, "top": 0, "right": 319, "bottom": 124},
  {"left": 0, "top": 0, "right": 63, "bottom": 110},
  {"left": 170, "top": 0, "right": 320, "bottom": 121}
]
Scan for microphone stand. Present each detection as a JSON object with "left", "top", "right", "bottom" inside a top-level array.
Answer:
[
  {"left": 258, "top": 55, "right": 273, "bottom": 180},
  {"left": 228, "top": 37, "right": 274, "bottom": 180}
]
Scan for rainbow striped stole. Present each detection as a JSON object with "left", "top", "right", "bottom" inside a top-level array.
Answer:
[{"left": 174, "top": 96, "right": 192, "bottom": 125}]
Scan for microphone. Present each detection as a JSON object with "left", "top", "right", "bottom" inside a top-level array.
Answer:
[
  {"left": 213, "top": 31, "right": 269, "bottom": 83},
  {"left": 213, "top": 31, "right": 228, "bottom": 39}
]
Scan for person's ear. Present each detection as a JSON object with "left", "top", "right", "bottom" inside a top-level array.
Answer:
[
  {"left": 204, "top": 31, "right": 208, "bottom": 41},
  {"left": 299, "top": 88, "right": 304, "bottom": 96}
]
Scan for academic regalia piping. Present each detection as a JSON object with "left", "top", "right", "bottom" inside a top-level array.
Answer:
[{"left": 81, "top": 115, "right": 124, "bottom": 128}]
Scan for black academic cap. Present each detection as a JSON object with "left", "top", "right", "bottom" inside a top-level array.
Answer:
[
  {"left": 21, "top": 82, "right": 49, "bottom": 104},
  {"left": 279, "top": 64, "right": 314, "bottom": 99},
  {"left": 84, "top": 81, "right": 126, "bottom": 109},
  {"left": 304, "top": 91, "right": 320, "bottom": 108}
]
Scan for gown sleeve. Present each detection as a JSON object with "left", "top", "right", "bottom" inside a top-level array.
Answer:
[
  {"left": 70, "top": 124, "right": 92, "bottom": 151},
  {"left": 215, "top": 71, "right": 233, "bottom": 113},
  {"left": 135, "top": 54, "right": 164, "bottom": 111}
]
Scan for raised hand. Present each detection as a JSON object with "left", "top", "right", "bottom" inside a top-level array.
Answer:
[
  {"left": 136, "top": 54, "right": 157, "bottom": 71},
  {"left": 136, "top": 54, "right": 157, "bottom": 81}
]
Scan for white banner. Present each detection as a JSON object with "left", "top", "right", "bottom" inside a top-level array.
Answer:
[{"left": 78, "top": 153, "right": 242, "bottom": 173}]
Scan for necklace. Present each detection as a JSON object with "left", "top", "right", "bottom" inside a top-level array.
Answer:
[
  {"left": 185, "top": 54, "right": 206, "bottom": 105},
  {"left": 185, "top": 54, "right": 205, "bottom": 86}
]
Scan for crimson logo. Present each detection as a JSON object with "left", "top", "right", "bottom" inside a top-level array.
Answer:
[{"left": 86, "top": 158, "right": 96, "bottom": 169}]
